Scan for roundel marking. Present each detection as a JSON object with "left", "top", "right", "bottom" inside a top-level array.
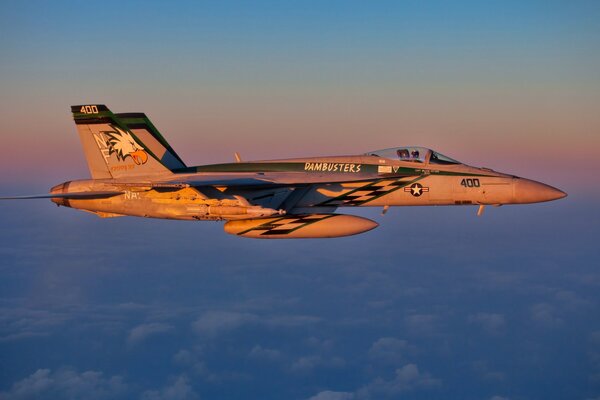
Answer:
[{"left": 404, "top": 182, "right": 430, "bottom": 197}]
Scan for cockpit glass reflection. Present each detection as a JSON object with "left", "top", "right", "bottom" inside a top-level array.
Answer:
[
  {"left": 366, "top": 147, "right": 460, "bottom": 165},
  {"left": 429, "top": 151, "right": 459, "bottom": 165}
]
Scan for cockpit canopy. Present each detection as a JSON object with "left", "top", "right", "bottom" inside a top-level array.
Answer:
[{"left": 365, "top": 147, "right": 460, "bottom": 165}]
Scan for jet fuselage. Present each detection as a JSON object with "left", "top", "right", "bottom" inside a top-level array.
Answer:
[
  {"left": 51, "top": 154, "right": 565, "bottom": 222},
  {"left": 3, "top": 105, "right": 565, "bottom": 239}
]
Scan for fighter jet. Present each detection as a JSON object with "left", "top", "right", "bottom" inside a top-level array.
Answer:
[{"left": 1, "top": 104, "right": 566, "bottom": 238}]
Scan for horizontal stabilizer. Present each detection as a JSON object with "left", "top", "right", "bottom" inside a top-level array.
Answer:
[{"left": 0, "top": 191, "right": 123, "bottom": 200}]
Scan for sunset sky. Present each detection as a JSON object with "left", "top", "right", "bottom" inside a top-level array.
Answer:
[
  {"left": 1, "top": 1, "right": 598, "bottom": 188},
  {"left": 0, "top": 1, "right": 599, "bottom": 400}
]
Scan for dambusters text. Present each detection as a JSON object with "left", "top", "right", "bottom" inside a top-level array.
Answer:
[{"left": 304, "top": 162, "right": 362, "bottom": 173}]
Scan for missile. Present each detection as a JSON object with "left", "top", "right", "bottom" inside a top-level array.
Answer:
[{"left": 224, "top": 214, "right": 379, "bottom": 239}]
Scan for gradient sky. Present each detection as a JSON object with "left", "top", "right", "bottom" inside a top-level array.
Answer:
[
  {"left": 0, "top": 1, "right": 599, "bottom": 400},
  {"left": 0, "top": 1, "right": 599, "bottom": 189}
]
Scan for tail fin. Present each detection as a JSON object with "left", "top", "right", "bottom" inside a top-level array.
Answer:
[
  {"left": 72, "top": 105, "right": 174, "bottom": 179},
  {"left": 114, "top": 112, "right": 186, "bottom": 170}
]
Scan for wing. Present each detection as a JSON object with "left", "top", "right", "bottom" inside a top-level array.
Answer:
[
  {"left": 0, "top": 191, "right": 123, "bottom": 200},
  {"left": 154, "top": 171, "right": 381, "bottom": 187},
  {"left": 151, "top": 172, "right": 380, "bottom": 213}
]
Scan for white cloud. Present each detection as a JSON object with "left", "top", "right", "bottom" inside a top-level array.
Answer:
[
  {"left": 115, "top": 302, "right": 148, "bottom": 311},
  {"left": 191, "top": 311, "right": 320, "bottom": 337},
  {"left": 307, "top": 390, "right": 354, "bottom": 400},
  {"left": 248, "top": 345, "right": 281, "bottom": 361},
  {"left": 0, "top": 331, "right": 50, "bottom": 343},
  {"left": 191, "top": 311, "right": 258, "bottom": 337},
  {"left": 554, "top": 290, "right": 590, "bottom": 309},
  {"left": 172, "top": 349, "right": 213, "bottom": 380},
  {"left": 306, "top": 337, "right": 333, "bottom": 351},
  {"left": 173, "top": 349, "right": 196, "bottom": 366},
  {"left": 290, "top": 355, "right": 345, "bottom": 373},
  {"left": 589, "top": 330, "right": 600, "bottom": 346},
  {"left": 265, "top": 315, "right": 321, "bottom": 327},
  {"left": 530, "top": 303, "right": 562, "bottom": 327},
  {"left": 468, "top": 313, "right": 506, "bottom": 334},
  {"left": 0, "top": 307, "right": 70, "bottom": 342},
  {"left": 356, "top": 363, "right": 440, "bottom": 398},
  {"left": 395, "top": 364, "right": 435, "bottom": 386},
  {"left": 471, "top": 361, "right": 505, "bottom": 382},
  {"left": 489, "top": 396, "right": 509, "bottom": 400},
  {"left": 140, "top": 375, "right": 198, "bottom": 400},
  {"left": 368, "top": 337, "right": 413, "bottom": 363},
  {"left": 128, "top": 322, "right": 173, "bottom": 345},
  {"left": 404, "top": 314, "right": 437, "bottom": 334},
  {"left": 0, "top": 368, "right": 128, "bottom": 400}
]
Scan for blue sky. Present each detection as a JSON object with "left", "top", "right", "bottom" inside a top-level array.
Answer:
[{"left": 0, "top": 1, "right": 599, "bottom": 399}]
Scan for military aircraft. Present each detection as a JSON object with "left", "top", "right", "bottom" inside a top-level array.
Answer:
[{"left": 1, "top": 104, "right": 566, "bottom": 238}]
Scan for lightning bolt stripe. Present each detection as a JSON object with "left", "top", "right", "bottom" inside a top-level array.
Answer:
[
  {"left": 237, "top": 214, "right": 336, "bottom": 236},
  {"left": 317, "top": 176, "right": 426, "bottom": 206}
]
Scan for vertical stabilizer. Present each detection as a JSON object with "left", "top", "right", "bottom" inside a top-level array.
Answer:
[
  {"left": 71, "top": 105, "right": 173, "bottom": 179},
  {"left": 114, "top": 112, "right": 186, "bottom": 170}
]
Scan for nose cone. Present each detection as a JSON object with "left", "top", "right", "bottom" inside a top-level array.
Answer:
[{"left": 513, "top": 178, "right": 567, "bottom": 204}]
